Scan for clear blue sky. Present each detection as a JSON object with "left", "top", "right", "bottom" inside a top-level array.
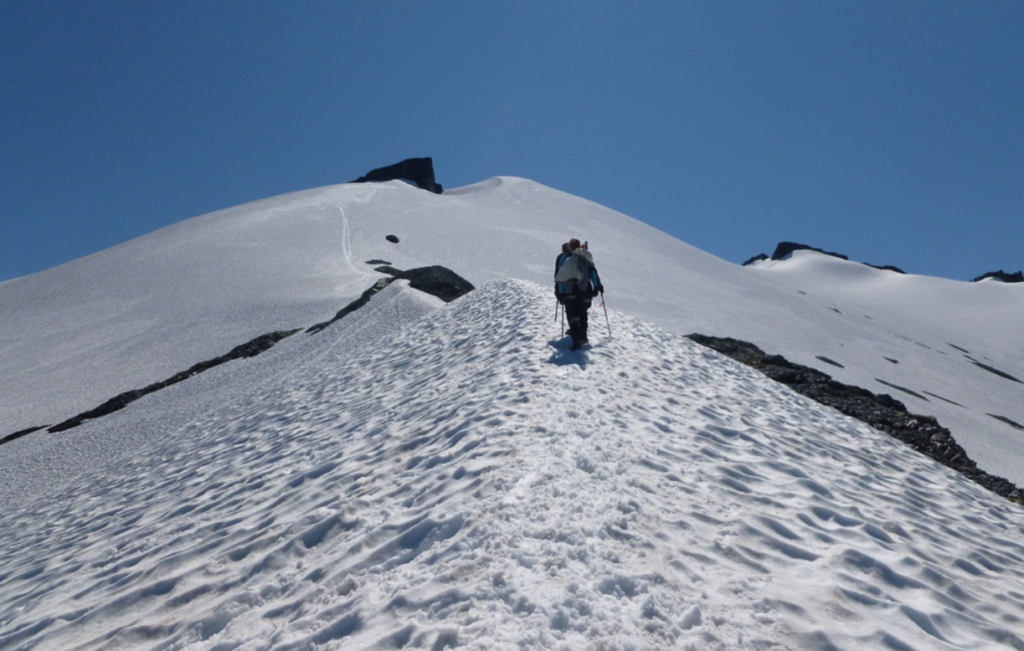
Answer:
[{"left": 2, "top": 1, "right": 1022, "bottom": 282}]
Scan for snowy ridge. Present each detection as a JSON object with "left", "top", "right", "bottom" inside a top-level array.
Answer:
[
  {"left": 2, "top": 281, "right": 1023, "bottom": 650},
  {"left": 2, "top": 178, "right": 1022, "bottom": 487}
]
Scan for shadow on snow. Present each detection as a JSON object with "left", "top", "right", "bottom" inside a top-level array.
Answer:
[{"left": 546, "top": 338, "right": 590, "bottom": 368}]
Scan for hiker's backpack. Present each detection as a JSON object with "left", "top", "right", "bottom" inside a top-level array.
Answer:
[{"left": 555, "top": 249, "right": 594, "bottom": 298}]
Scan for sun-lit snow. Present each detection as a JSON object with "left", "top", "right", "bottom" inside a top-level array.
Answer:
[
  {"left": 4, "top": 179, "right": 1023, "bottom": 484},
  {"left": 1, "top": 178, "right": 1023, "bottom": 650}
]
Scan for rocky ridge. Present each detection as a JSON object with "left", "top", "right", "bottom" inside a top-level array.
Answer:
[
  {"left": 687, "top": 333, "right": 1024, "bottom": 505},
  {"left": 3, "top": 264, "right": 474, "bottom": 445}
]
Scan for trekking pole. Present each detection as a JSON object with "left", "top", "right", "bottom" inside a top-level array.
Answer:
[{"left": 601, "top": 294, "right": 611, "bottom": 338}]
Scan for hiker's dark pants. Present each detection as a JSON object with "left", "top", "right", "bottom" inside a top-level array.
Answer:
[{"left": 564, "top": 299, "right": 591, "bottom": 342}]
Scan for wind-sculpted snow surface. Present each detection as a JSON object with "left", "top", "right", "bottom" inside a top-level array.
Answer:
[{"left": 1, "top": 281, "right": 1023, "bottom": 650}]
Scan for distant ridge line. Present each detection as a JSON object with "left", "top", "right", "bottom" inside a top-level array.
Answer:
[{"left": 745, "top": 241, "right": 1024, "bottom": 282}]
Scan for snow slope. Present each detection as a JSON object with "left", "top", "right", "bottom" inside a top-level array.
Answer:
[
  {"left": 2, "top": 280, "right": 1023, "bottom": 650},
  {"left": 2, "top": 178, "right": 1022, "bottom": 483},
  {"left": 1, "top": 177, "right": 1023, "bottom": 649}
]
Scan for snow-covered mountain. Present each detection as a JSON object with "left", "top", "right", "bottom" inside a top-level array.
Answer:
[{"left": 1, "top": 177, "right": 1022, "bottom": 650}]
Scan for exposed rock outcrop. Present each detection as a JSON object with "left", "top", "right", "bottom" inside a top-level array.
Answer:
[
  {"left": 306, "top": 265, "right": 475, "bottom": 335},
  {"left": 353, "top": 157, "right": 443, "bottom": 194},
  {"left": 742, "top": 242, "right": 905, "bottom": 274},
  {"left": 47, "top": 329, "right": 301, "bottom": 434},
  {"left": 966, "top": 356, "right": 1022, "bottom": 383},
  {"left": 686, "top": 333, "right": 1024, "bottom": 505},
  {"left": 0, "top": 425, "right": 47, "bottom": 446},
  {"left": 865, "top": 262, "right": 907, "bottom": 274},
  {"left": 4, "top": 265, "right": 475, "bottom": 445},
  {"left": 399, "top": 266, "right": 476, "bottom": 303},
  {"left": 972, "top": 270, "right": 1024, "bottom": 283},
  {"left": 771, "top": 241, "right": 848, "bottom": 261},
  {"left": 306, "top": 279, "right": 392, "bottom": 335}
]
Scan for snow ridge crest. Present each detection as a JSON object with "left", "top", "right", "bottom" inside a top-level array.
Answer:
[{"left": 3, "top": 280, "right": 1023, "bottom": 650}]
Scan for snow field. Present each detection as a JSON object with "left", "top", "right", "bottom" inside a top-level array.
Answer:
[
  {"left": 2, "top": 280, "right": 1023, "bottom": 650},
  {"left": 3, "top": 177, "right": 1023, "bottom": 489}
]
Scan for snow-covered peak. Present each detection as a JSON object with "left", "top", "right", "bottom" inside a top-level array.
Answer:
[
  {"left": 3, "top": 177, "right": 1021, "bottom": 483},
  {"left": 1, "top": 177, "right": 1023, "bottom": 650}
]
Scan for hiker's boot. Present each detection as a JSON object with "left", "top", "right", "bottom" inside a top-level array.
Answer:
[
  {"left": 568, "top": 322, "right": 583, "bottom": 350},
  {"left": 570, "top": 326, "right": 583, "bottom": 350}
]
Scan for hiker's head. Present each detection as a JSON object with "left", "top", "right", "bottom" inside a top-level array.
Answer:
[{"left": 568, "top": 238, "right": 581, "bottom": 251}]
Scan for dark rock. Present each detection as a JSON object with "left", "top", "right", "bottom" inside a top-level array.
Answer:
[
  {"left": 763, "top": 242, "right": 904, "bottom": 274},
  {"left": 742, "top": 253, "right": 768, "bottom": 267},
  {"left": 816, "top": 356, "right": 844, "bottom": 368},
  {"left": 307, "top": 278, "right": 391, "bottom": 335},
  {"left": 366, "top": 259, "right": 392, "bottom": 265},
  {"left": 352, "top": 157, "right": 443, "bottom": 194},
  {"left": 686, "top": 333, "right": 1024, "bottom": 505},
  {"left": 47, "top": 329, "right": 301, "bottom": 434},
  {"left": 865, "top": 263, "right": 906, "bottom": 274},
  {"left": 771, "top": 242, "right": 848, "bottom": 261},
  {"left": 308, "top": 266, "right": 475, "bottom": 334},
  {"left": 989, "top": 414, "right": 1024, "bottom": 431},
  {"left": 397, "top": 266, "right": 475, "bottom": 303},
  {"left": 223, "top": 331, "right": 299, "bottom": 359},
  {"left": 386, "top": 235, "right": 400, "bottom": 244},
  {"left": 972, "top": 269, "right": 1024, "bottom": 283},
  {"left": 875, "top": 378, "right": 929, "bottom": 402},
  {"left": 374, "top": 266, "right": 403, "bottom": 277},
  {"left": 966, "top": 356, "right": 1022, "bottom": 383},
  {"left": 924, "top": 391, "right": 964, "bottom": 407},
  {"left": 1, "top": 425, "right": 48, "bottom": 447}
]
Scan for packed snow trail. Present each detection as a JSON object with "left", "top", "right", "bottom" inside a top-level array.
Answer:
[{"left": 1, "top": 281, "right": 1023, "bottom": 650}]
